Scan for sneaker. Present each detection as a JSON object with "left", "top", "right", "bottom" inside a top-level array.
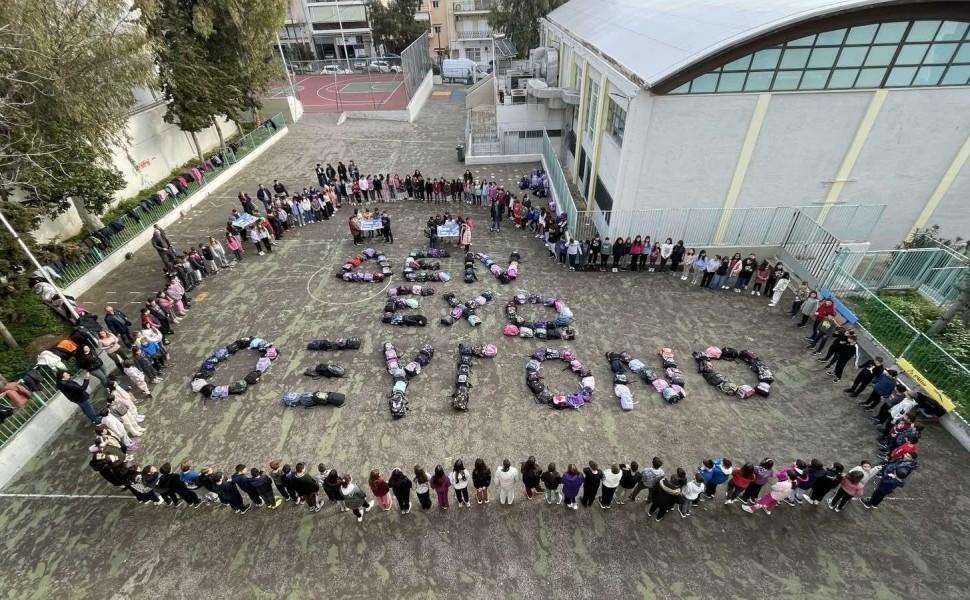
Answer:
[
  {"left": 484, "top": 499, "right": 489, "bottom": 504},
  {"left": 783, "top": 498, "right": 796, "bottom": 506},
  {"left": 571, "top": 504, "right": 578, "bottom": 510},
  {"left": 679, "top": 509, "right": 688, "bottom": 518},
  {"left": 724, "top": 499, "right": 734, "bottom": 505},
  {"left": 477, "top": 499, "right": 483, "bottom": 505},
  {"left": 741, "top": 505, "right": 755, "bottom": 514},
  {"left": 834, "top": 506, "right": 841, "bottom": 513},
  {"left": 794, "top": 496, "right": 804, "bottom": 505},
  {"left": 240, "top": 505, "right": 250, "bottom": 514},
  {"left": 135, "top": 415, "right": 145, "bottom": 423},
  {"left": 357, "top": 514, "right": 363, "bottom": 522},
  {"left": 832, "top": 378, "right": 841, "bottom": 383},
  {"left": 825, "top": 370, "right": 834, "bottom": 375},
  {"left": 258, "top": 251, "right": 265, "bottom": 256},
  {"left": 365, "top": 500, "right": 375, "bottom": 512},
  {"left": 751, "top": 290, "right": 756, "bottom": 295},
  {"left": 655, "top": 516, "right": 664, "bottom": 522},
  {"left": 827, "top": 501, "right": 835, "bottom": 510},
  {"left": 817, "top": 357, "right": 827, "bottom": 362},
  {"left": 756, "top": 291, "right": 761, "bottom": 296},
  {"left": 767, "top": 303, "right": 776, "bottom": 307},
  {"left": 740, "top": 498, "right": 753, "bottom": 505},
  {"left": 861, "top": 499, "right": 875, "bottom": 509},
  {"left": 174, "top": 500, "right": 185, "bottom": 508},
  {"left": 764, "top": 509, "right": 773, "bottom": 515},
  {"left": 271, "top": 498, "right": 283, "bottom": 509}
]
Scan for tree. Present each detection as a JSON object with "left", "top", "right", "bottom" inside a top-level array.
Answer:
[
  {"left": 488, "top": 0, "right": 567, "bottom": 58},
  {"left": 903, "top": 226, "right": 970, "bottom": 336},
  {"left": 0, "top": 1, "right": 154, "bottom": 233},
  {"left": 139, "top": 0, "right": 287, "bottom": 159},
  {"left": 370, "top": 0, "right": 427, "bottom": 55}
]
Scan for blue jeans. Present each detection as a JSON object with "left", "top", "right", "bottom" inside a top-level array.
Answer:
[
  {"left": 75, "top": 399, "right": 100, "bottom": 423},
  {"left": 709, "top": 274, "right": 723, "bottom": 289}
]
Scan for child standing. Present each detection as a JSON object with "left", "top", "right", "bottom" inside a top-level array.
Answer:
[
  {"left": 752, "top": 261, "right": 771, "bottom": 296},
  {"left": 682, "top": 248, "right": 696, "bottom": 281},
  {"left": 679, "top": 472, "right": 705, "bottom": 517},
  {"left": 741, "top": 470, "right": 793, "bottom": 515},
  {"left": 123, "top": 359, "right": 155, "bottom": 396},
  {"left": 208, "top": 236, "right": 231, "bottom": 268},
  {"left": 828, "top": 470, "right": 864, "bottom": 512},
  {"left": 740, "top": 458, "right": 775, "bottom": 504},
  {"left": 767, "top": 271, "right": 791, "bottom": 307},
  {"left": 225, "top": 231, "right": 243, "bottom": 261}
]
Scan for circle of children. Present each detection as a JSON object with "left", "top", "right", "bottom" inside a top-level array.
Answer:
[{"left": 5, "top": 161, "right": 927, "bottom": 527}]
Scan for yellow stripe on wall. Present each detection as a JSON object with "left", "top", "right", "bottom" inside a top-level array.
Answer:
[
  {"left": 586, "top": 77, "right": 611, "bottom": 201},
  {"left": 713, "top": 94, "right": 771, "bottom": 244},
  {"left": 908, "top": 132, "right": 970, "bottom": 238},
  {"left": 817, "top": 89, "right": 887, "bottom": 223},
  {"left": 571, "top": 61, "right": 590, "bottom": 179}
]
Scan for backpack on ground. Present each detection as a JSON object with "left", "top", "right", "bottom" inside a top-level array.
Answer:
[
  {"left": 736, "top": 384, "right": 756, "bottom": 399},
  {"left": 756, "top": 382, "right": 771, "bottom": 397}
]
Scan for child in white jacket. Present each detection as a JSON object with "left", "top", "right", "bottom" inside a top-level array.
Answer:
[
  {"left": 680, "top": 473, "right": 705, "bottom": 517},
  {"left": 768, "top": 272, "right": 792, "bottom": 307}
]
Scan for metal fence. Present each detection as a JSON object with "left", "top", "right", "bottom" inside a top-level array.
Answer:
[
  {"left": 56, "top": 114, "right": 285, "bottom": 286},
  {"left": 1, "top": 360, "right": 79, "bottom": 448},
  {"left": 823, "top": 265, "right": 970, "bottom": 419},
  {"left": 467, "top": 111, "right": 562, "bottom": 157},
  {"left": 401, "top": 32, "right": 433, "bottom": 102},
  {"left": 823, "top": 246, "right": 968, "bottom": 306}
]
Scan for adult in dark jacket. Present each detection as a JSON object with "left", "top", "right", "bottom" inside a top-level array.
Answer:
[
  {"left": 159, "top": 463, "right": 201, "bottom": 507},
  {"left": 104, "top": 306, "right": 135, "bottom": 346},
  {"left": 90, "top": 453, "right": 126, "bottom": 487},
  {"left": 256, "top": 185, "right": 273, "bottom": 212},
  {"left": 76, "top": 345, "right": 109, "bottom": 388},
  {"left": 826, "top": 335, "right": 858, "bottom": 383},
  {"left": 151, "top": 228, "right": 174, "bottom": 269},
  {"left": 238, "top": 192, "right": 257, "bottom": 215},
  {"left": 58, "top": 371, "right": 100, "bottom": 424},
  {"left": 249, "top": 468, "right": 282, "bottom": 508},
  {"left": 214, "top": 472, "right": 249, "bottom": 513}
]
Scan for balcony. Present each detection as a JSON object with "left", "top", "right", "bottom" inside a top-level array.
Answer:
[
  {"left": 453, "top": 0, "right": 495, "bottom": 12},
  {"left": 455, "top": 30, "right": 492, "bottom": 40}
]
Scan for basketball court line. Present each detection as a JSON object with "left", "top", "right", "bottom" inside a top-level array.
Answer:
[{"left": 338, "top": 81, "right": 402, "bottom": 94}]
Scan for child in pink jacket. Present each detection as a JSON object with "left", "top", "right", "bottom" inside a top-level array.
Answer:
[{"left": 741, "top": 470, "right": 792, "bottom": 515}]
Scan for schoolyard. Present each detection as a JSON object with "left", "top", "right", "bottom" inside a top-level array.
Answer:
[{"left": 0, "top": 99, "right": 968, "bottom": 600}]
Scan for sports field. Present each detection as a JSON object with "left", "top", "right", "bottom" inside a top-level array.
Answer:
[{"left": 265, "top": 73, "right": 409, "bottom": 113}]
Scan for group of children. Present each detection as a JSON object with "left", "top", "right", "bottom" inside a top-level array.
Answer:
[{"left": 87, "top": 450, "right": 915, "bottom": 523}]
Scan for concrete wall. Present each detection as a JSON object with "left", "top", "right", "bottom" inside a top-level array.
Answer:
[
  {"left": 495, "top": 102, "right": 567, "bottom": 133},
  {"left": 33, "top": 106, "right": 239, "bottom": 243}
]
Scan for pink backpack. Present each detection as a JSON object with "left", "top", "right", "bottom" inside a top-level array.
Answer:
[
  {"left": 705, "top": 346, "right": 722, "bottom": 359},
  {"left": 503, "top": 324, "right": 519, "bottom": 336},
  {"left": 737, "top": 385, "right": 755, "bottom": 399},
  {"left": 652, "top": 379, "right": 669, "bottom": 392}
]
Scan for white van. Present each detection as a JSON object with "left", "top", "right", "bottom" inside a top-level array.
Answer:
[{"left": 442, "top": 58, "right": 489, "bottom": 84}]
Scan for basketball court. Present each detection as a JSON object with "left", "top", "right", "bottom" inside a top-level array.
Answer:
[{"left": 265, "top": 73, "right": 409, "bottom": 113}]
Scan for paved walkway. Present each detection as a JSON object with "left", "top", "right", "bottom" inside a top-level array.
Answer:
[{"left": 1, "top": 98, "right": 968, "bottom": 599}]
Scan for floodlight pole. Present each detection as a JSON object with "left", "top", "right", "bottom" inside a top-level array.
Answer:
[{"left": 277, "top": 34, "right": 299, "bottom": 100}]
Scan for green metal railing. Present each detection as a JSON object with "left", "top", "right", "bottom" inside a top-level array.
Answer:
[
  {"left": 59, "top": 114, "right": 285, "bottom": 286},
  {"left": 826, "top": 265, "right": 970, "bottom": 419},
  {"left": 825, "top": 246, "right": 968, "bottom": 306},
  {"left": 1, "top": 360, "right": 79, "bottom": 448}
]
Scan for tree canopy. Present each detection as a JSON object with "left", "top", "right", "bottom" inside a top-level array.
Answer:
[
  {"left": 138, "top": 0, "right": 287, "bottom": 143},
  {"left": 370, "top": 0, "right": 427, "bottom": 55},
  {"left": 0, "top": 0, "right": 153, "bottom": 225},
  {"left": 488, "top": 0, "right": 567, "bottom": 58}
]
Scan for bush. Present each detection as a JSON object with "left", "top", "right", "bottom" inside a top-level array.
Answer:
[{"left": 0, "top": 292, "right": 70, "bottom": 380}]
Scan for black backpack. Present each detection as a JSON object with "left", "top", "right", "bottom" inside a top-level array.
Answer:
[
  {"left": 244, "top": 371, "right": 262, "bottom": 385},
  {"left": 21, "top": 370, "right": 44, "bottom": 392}
]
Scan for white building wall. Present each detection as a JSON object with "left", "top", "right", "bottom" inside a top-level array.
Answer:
[
  {"left": 33, "top": 107, "right": 238, "bottom": 243},
  {"left": 737, "top": 92, "right": 872, "bottom": 209},
  {"left": 841, "top": 88, "right": 970, "bottom": 249},
  {"left": 596, "top": 134, "right": 622, "bottom": 197},
  {"left": 929, "top": 156, "right": 970, "bottom": 241},
  {"left": 627, "top": 94, "right": 757, "bottom": 211}
]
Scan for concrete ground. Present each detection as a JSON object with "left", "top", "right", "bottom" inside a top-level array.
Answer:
[{"left": 1, "top": 93, "right": 969, "bottom": 600}]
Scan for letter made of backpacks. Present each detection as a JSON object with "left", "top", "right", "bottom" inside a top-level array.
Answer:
[{"left": 314, "top": 363, "right": 346, "bottom": 378}]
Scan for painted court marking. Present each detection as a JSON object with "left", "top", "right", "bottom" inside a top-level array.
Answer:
[{"left": 338, "top": 81, "right": 402, "bottom": 94}]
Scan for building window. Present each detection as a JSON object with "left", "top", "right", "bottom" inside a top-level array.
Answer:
[
  {"left": 434, "top": 25, "right": 442, "bottom": 33},
  {"left": 584, "top": 78, "right": 599, "bottom": 138},
  {"left": 571, "top": 62, "right": 581, "bottom": 88},
  {"left": 606, "top": 98, "right": 626, "bottom": 146},
  {"left": 670, "top": 19, "right": 970, "bottom": 94},
  {"left": 594, "top": 178, "right": 613, "bottom": 223},
  {"left": 432, "top": 1, "right": 439, "bottom": 7}
]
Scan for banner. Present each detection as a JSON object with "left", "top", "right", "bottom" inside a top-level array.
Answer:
[
  {"left": 437, "top": 223, "right": 460, "bottom": 237},
  {"left": 360, "top": 218, "right": 384, "bottom": 232},
  {"left": 231, "top": 214, "right": 261, "bottom": 229}
]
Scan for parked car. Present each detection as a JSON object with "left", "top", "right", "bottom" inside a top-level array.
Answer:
[
  {"left": 368, "top": 60, "right": 402, "bottom": 73},
  {"left": 321, "top": 65, "right": 353, "bottom": 75},
  {"left": 352, "top": 59, "right": 368, "bottom": 71}
]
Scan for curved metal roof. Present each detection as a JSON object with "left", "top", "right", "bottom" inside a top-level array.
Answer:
[{"left": 546, "top": 0, "right": 961, "bottom": 87}]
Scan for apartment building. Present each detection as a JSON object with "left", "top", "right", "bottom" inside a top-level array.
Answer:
[
  {"left": 278, "top": 0, "right": 376, "bottom": 62},
  {"left": 425, "top": 0, "right": 496, "bottom": 65}
]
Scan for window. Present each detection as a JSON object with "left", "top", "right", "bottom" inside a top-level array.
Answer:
[
  {"left": 432, "top": 1, "right": 439, "bottom": 7},
  {"left": 594, "top": 178, "right": 614, "bottom": 218},
  {"left": 585, "top": 79, "right": 599, "bottom": 138},
  {"left": 670, "top": 19, "right": 970, "bottom": 94},
  {"left": 606, "top": 98, "right": 626, "bottom": 146}
]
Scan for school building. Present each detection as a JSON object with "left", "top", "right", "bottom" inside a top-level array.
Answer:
[{"left": 513, "top": 0, "right": 970, "bottom": 249}]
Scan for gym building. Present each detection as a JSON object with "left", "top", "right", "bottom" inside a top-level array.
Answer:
[{"left": 538, "top": 0, "right": 970, "bottom": 249}]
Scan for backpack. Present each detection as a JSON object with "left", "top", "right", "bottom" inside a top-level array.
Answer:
[
  {"left": 312, "top": 363, "right": 345, "bottom": 378},
  {"left": 459, "top": 343, "right": 473, "bottom": 357},
  {"left": 755, "top": 382, "right": 771, "bottom": 397},
  {"left": 244, "top": 371, "right": 262, "bottom": 385},
  {"left": 345, "top": 337, "right": 361, "bottom": 350},
  {"left": 200, "top": 384, "right": 215, "bottom": 398},
  {"left": 55, "top": 339, "right": 79, "bottom": 355},
  {"left": 282, "top": 392, "right": 302, "bottom": 407},
  {"left": 518, "top": 327, "right": 534, "bottom": 338},
  {"left": 697, "top": 360, "right": 714, "bottom": 374},
  {"left": 740, "top": 350, "right": 759, "bottom": 363},
  {"left": 757, "top": 365, "right": 774, "bottom": 383},
  {"left": 482, "top": 344, "right": 498, "bottom": 357},
  {"left": 322, "top": 391, "right": 346, "bottom": 407},
  {"left": 718, "top": 381, "right": 738, "bottom": 395},
  {"left": 452, "top": 386, "right": 469, "bottom": 411},
  {"left": 720, "top": 347, "right": 739, "bottom": 360},
  {"left": 229, "top": 380, "right": 248, "bottom": 395},
  {"left": 665, "top": 368, "right": 685, "bottom": 386},
  {"left": 639, "top": 368, "right": 658, "bottom": 383},
  {"left": 389, "top": 391, "right": 407, "bottom": 418},
  {"left": 737, "top": 384, "right": 756, "bottom": 399},
  {"left": 652, "top": 379, "right": 669, "bottom": 392},
  {"left": 402, "top": 314, "right": 428, "bottom": 327},
  {"left": 661, "top": 386, "right": 682, "bottom": 404},
  {"left": 614, "top": 384, "right": 634, "bottom": 411},
  {"left": 703, "top": 371, "right": 724, "bottom": 386},
  {"left": 705, "top": 346, "right": 721, "bottom": 359}
]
